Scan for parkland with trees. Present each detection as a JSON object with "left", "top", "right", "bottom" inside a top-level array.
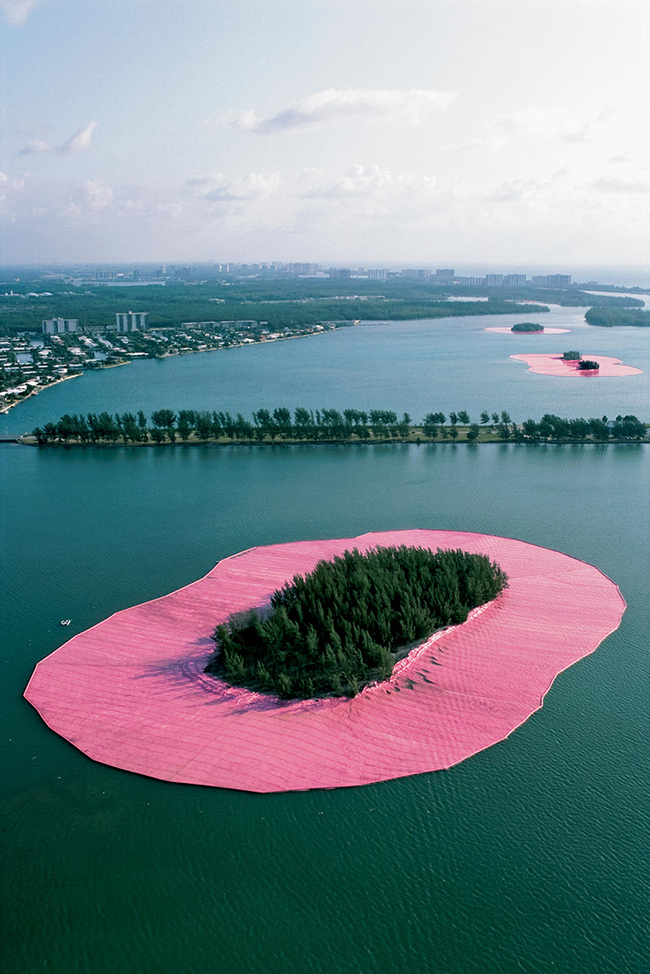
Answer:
[
  {"left": 31, "top": 408, "right": 647, "bottom": 445},
  {"left": 205, "top": 545, "right": 508, "bottom": 699},
  {"left": 585, "top": 308, "right": 650, "bottom": 328}
]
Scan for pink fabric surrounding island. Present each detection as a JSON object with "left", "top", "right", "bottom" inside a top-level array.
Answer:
[
  {"left": 511, "top": 353, "right": 642, "bottom": 377},
  {"left": 485, "top": 326, "right": 570, "bottom": 334},
  {"left": 24, "top": 531, "right": 625, "bottom": 793}
]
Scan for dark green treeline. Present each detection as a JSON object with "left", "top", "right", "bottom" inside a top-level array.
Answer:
[
  {"left": 32, "top": 408, "right": 647, "bottom": 444},
  {"left": 206, "top": 546, "right": 508, "bottom": 699}
]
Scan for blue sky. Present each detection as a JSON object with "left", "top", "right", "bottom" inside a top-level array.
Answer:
[{"left": 1, "top": 0, "right": 649, "bottom": 265}]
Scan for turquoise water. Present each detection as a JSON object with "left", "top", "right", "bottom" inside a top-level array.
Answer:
[
  {"left": 3, "top": 302, "right": 650, "bottom": 436},
  {"left": 2, "top": 440, "right": 649, "bottom": 974}
]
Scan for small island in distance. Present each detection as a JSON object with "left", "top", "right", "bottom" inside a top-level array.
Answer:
[
  {"left": 206, "top": 546, "right": 508, "bottom": 699},
  {"left": 511, "top": 322, "right": 544, "bottom": 333},
  {"left": 561, "top": 351, "right": 599, "bottom": 370}
]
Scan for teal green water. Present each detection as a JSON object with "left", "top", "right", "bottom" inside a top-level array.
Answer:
[
  {"left": 2, "top": 441, "right": 649, "bottom": 974},
  {"left": 4, "top": 302, "right": 650, "bottom": 436}
]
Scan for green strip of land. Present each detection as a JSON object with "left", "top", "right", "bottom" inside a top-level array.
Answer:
[{"left": 25, "top": 409, "right": 648, "bottom": 446}]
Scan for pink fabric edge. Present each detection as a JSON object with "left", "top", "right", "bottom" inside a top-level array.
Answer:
[{"left": 485, "top": 327, "right": 571, "bottom": 334}]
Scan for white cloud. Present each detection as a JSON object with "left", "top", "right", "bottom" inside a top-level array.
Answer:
[
  {"left": 78, "top": 179, "right": 114, "bottom": 211},
  {"left": 491, "top": 105, "right": 613, "bottom": 144},
  {"left": 188, "top": 171, "right": 281, "bottom": 202},
  {"left": 225, "top": 88, "right": 455, "bottom": 134},
  {"left": 300, "top": 164, "right": 403, "bottom": 199},
  {"left": 19, "top": 121, "right": 99, "bottom": 156},
  {"left": 0, "top": 171, "right": 27, "bottom": 207},
  {"left": 487, "top": 170, "right": 568, "bottom": 204},
  {"left": 1, "top": 0, "right": 43, "bottom": 25},
  {"left": 593, "top": 177, "right": 650, "bottom": 194}
]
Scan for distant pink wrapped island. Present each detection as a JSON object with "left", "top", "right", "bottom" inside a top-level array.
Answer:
[
  {"left": 25, "top": 530, "right": 625, "bottom": 793},
  {"left": 485, "top": 326, "right": 570, "bottom": 335},
  {"left": 511, "top": 353, "right": 642, "bottom": 377}
]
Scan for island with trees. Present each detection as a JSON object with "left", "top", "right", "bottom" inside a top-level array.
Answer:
[
  {"left": 511, "top": 352, "right": 641, "bottom": 379},
  {"left": 560, "top": 351, "right": 600, "bottom": 370},
  {"left": 205, "top": 545, "right": 508, "bottom": 699},
  {"left": 27, "top": 406, "right": 647, "bottom": 446},
  {"left": 24, "top": 529, "right": 627, "bottom": 792},
  {"left": 585, "top": 307, "right": 650, "bottom": 328},
  {"left": 511, "top": 322, "right": 544, "bottom": 333}
]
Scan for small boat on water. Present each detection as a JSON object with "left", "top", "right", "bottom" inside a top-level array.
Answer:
[{"left": 60, "top": 619, "right": 71, "bottom": 626}]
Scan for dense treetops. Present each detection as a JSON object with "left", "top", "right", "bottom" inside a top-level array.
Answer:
[
  {"left": 578, "top": 360, "right": 600, "bottom": 371},
  {"left": 585, "top": 307, "right": 650, "bottom": 328},
  {"left": 205, "top": 546, "right": 508, "bottom": 699},
  {"left": 31, "top": 407, "right": 647, "bottom": 445},
  {"left": 3, "top": 274, "right": 643, "bottom": 337},
  {"left": 511, "top": 322, "right": 544, "bottom": 332},
  {"left": 562, "top": 350, "right": 581, "bottom": 360}
]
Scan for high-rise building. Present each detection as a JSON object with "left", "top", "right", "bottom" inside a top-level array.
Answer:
[
  {"left": 503, "top": 274, "right": 527, "bottom": 286},
  {"left": 456, "top": 277, "right": 484, "bottom": 286},
  {"left": 42, "top": 318, "right": 79, "bottom": 334},
  {"left": 402, "top": 268, "right": 431, "bottom": 280},
  {"left": 435, "top": 269, "right": 455, "bottom": 280},
  {"left": 547, "top": 274, "right": 571, "bottom": 286},
  {"left": 329, "top": 268, "right": 351, "bottom": 279},
  {"left": 116, "top": 312, "right": 148, "bottom": 332},
  {"left": 485, "top": 274, "right": 503, "bottom": 287},
  {"left": 531, "top": 275, "right": 548, "bottom": 286},
  {"left": 367, "top": 269, "right": 388, "bottom": 280}
]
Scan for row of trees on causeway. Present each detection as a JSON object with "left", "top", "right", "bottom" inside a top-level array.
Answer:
[
  {"left": 31, "top": 408, "right": 647, "bottom": 444},
  {"left": 205, "top": 546, "right": 508, "bottom": 699}
]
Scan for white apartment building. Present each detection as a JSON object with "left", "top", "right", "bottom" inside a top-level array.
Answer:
[
  {"left": 42, "top": 318, "right": 79, "bottom": 335},
  {"left": 116, "top": 311, "right": 149, "bottom": 332}
]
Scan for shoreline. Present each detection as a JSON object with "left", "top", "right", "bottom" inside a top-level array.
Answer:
[
  {"left": 0, "top": 371, "right": 83, "bottom": 416},
  {"left": 0, "top": 360, "right": 130, "bottom": 416},
  {"left": 17, "top": 429, "right": 650, "bottom": 448}
]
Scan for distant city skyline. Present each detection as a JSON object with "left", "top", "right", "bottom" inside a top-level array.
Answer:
[{"left": 2, "top": 1, "right": 648, "bottom": 267}]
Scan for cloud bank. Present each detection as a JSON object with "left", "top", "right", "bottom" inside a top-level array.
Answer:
[
  {"left": 188, "top": 171, "right": 281, "bottom": 202},
  {"left": 19, "top": 121, "right": 99, "bottom": 156},
  {"left": 227, "top": 88, "right": 455, "bottom": 134},
  {"left": 1, "top": 0, "right": 43, "bottom": 26}
]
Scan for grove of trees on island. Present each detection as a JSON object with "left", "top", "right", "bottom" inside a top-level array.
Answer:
[
  {"left": 560, "top": 350, "right": 600, "bottom": 370},
  {"left": 511, "top": 322, "right": 544, "bottom": 332},
  {"left": 31, "top": 408, "right": 647, "bottom": 445},
  {"left": 205, "top": 546, "right": 508, "bottom": 699},
  {"left": 585, "top": 307, "right": 650, "bottom": 328}
]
